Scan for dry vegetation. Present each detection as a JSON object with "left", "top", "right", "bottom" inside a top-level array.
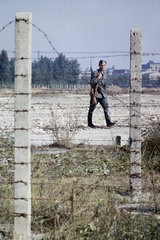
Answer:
[
  {"left": 0, "top": 123, "right": 160, "bottom": 239},
  {"left": 0, "top": 87, "right": 160, "bottom": 239}
]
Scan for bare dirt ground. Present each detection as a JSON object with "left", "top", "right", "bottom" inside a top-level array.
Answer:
[{"left": 0, "top": 87, "right": 160, "bottom": 146}]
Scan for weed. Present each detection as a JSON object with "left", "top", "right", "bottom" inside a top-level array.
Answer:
[
  {"left": 0, "top": 128, "right": 160, "bottom": 239},
  {"left": 48, "top": 107, "right": 80, "bottom": 148}
]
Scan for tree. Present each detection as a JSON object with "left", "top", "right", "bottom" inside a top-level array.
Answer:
[
  {"left": 8, "top": 58, "right": 14, "bottom": 84},
  {"left": 0, "top": 50, "right": 81, "bottom": 86},
  {"left": 0, "top": 50, "right": 9, "bottom": 85},
  {"left": 52, "top": 53, "right": 80, "bottom": 84},
  {"left": 32, "top": 56, "right": 53, "bottom": 86},
  {"left": 52, "top": 53, "right": 69, "bottom": 83},
  {"left": 67, "top": 59, "right": 81, "bottom": 84}
]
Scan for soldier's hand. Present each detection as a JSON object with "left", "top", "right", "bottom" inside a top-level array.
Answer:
[
  {"left": 97, "top": 73, "right": 102, "bottom": 80},
  {"left": 97, "top": 86, "right": 102, "bottom": 93}
]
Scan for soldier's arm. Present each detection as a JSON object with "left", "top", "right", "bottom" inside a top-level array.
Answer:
[{"left": 90, "top": 71, "right": 100, "bottom": 86}]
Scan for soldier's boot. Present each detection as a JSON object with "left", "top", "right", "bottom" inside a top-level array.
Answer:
[
  {"left": 88, "top": 113, "right": 96, "bottom": 128},
  {"left": 105, "top": 112, "right": 117, "bottom": 127}
]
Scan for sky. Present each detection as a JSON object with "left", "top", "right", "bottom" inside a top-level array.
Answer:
[{"left": 0, "top": 0, "right": 160, "bottom": 71}]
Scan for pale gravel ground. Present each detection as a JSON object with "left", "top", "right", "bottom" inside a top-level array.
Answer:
[{"left": 0, "top": 92, "right": 160, "bottom": 146}]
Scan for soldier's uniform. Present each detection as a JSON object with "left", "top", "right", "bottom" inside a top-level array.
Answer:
[{"left": 88, "top": 63, "right": 116, "bottom": 128}]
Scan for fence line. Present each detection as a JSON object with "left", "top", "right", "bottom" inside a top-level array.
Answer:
[
  {"left": 14, "top": 12, "right": 32, "bottom": 239},
  {"left": 0, "top": 14, "right": 160, "bottom": 239},
  {"left": 129, "top": 29, "right": 142, "bottom": 199}
]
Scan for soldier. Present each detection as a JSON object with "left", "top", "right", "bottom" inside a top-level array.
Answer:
[{"left": 88, "top": 60, "right": 116, "bottom": 128}]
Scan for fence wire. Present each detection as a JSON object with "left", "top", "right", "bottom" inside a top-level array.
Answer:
[
  {"left": 0, "top": 87, "right": 160, "bottom": 239},
  {"left": 0, "top": 19, "right": 160, "bottom": 239}
]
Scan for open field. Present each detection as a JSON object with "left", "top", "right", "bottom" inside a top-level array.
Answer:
[
  {"left": 0, "top": 88, "right": 160, "bottom": 239},
  {"left": 0, "top": 87, "right": 160, "bottom": 146}
]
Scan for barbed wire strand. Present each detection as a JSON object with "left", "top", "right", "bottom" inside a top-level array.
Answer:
[{"left": 0, "top": 20, "right": 160, "bottom": 224}]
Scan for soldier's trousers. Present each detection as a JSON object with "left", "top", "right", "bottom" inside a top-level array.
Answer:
[{"left": 88, "top": 97, "right": 110, "bottom": 118}]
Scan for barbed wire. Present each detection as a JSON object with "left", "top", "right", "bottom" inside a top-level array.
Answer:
[
  {"left": 0, "top": 19, "right": 160, "bottom": 238},
  {"left": 2, "top": 49, "right": 160, "bottom": 56},
  {"left": 1, "top": 87, "right": 160, "bottom": 128},
  {"left": 0, "top": 20, "right": 15, "bottom": 33},
  {"left": 0, "top": 67, "right": 159, "bottom": 80},
  {"left": 0, "top": 19, "right": 160, "bottom": 114},
  {"left": 0, "top": 21, "right": 159, "bottom": 151},
  {"left": 1, "top": 19, "right": 160, "bottom": 76}
]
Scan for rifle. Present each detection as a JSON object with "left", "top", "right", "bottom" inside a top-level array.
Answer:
[
  {"left": 91, "top": 85, "right": 97, "bottom": 104},
  {"left": 90, "top": 58, "right": 97, "bottom": 104}
]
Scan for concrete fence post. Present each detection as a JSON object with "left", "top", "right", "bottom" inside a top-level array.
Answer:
[
  {"left": 129, "top": 29, "right": 142, "bottom": 200},
  {"left": 14, "top": 12, "right": 32, "bottom": 239}
]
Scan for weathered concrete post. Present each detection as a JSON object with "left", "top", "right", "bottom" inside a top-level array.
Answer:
[
  {"left": 130, "top": 29, "right": 142, "bottom": 200},
  {"left": 14, "top": 12, "right": 32, "bottom": 239}
]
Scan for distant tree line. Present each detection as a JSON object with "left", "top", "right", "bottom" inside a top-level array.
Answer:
[
  {"left": 0, "top": 50, "right": 14, "bottom": 86},
  {"left": 0, "top": 49, "right": 160, "bottom": 88},
  {"left": 0, "top": 50, "right": 81, "bottom": 87}
]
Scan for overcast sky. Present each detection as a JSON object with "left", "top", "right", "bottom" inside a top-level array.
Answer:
[{"left": 0, "top": 0, "right": 160, "bottom": 70}]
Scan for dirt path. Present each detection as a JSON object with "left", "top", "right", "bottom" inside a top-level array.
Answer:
[{"left": 0, "top": 91, "right": 159, "bottom": 146}]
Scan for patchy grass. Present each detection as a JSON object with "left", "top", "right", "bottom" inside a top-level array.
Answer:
[
  {"left": 30, "top": 145, "right": 160, "bottom": 239},
  {"left": 142, "top": 121, "right": 160, "bottom": 172},
  {"left": 0, "top": 128, "right": 160, "bottom": 239}
]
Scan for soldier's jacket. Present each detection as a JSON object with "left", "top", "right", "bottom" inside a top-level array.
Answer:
[{"left": 90, "top": 69, "right": 107, "bottom": 98}]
